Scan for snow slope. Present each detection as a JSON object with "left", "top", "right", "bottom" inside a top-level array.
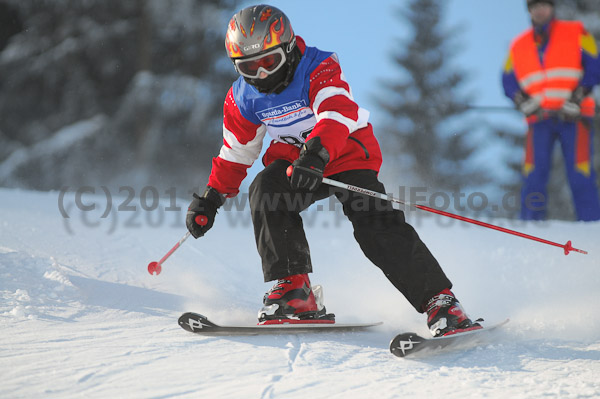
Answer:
[{"left": 1, "top": 187, "right": 599, "bottom": 399}]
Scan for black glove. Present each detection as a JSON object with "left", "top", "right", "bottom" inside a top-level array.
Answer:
[
  {"left": 514, "top": 91, "right": 542, "bottom": 118},
  {"left": 186, "top": 186, "right": 225, "bottom": 238},
  {"left": 289, "top": 137, "right": 330, "bottom": 192},
  {"left": 558, "top": 100, "right": 581, "bottom": 121},
  {"left": 558, "top": 86, "right": 590, "bottom": 121}
]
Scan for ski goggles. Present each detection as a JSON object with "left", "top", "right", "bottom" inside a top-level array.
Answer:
[{"left": 234, "top": 46, "right": 287, "bottom": 79}]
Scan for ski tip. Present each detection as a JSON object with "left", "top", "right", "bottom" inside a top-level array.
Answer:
[
  {"left": 389, "top": 332, "right": 424, "bottom": 358},
  {"left": 389, "top": 318, "right": 511, "bottom": 358},
  {"left": 178, "top": 312, "right": 219, "bottom": 332}
]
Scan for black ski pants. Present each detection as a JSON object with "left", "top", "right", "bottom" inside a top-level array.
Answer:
[{"left": 248, "top": 159, "right": 452, "bottom": 312}]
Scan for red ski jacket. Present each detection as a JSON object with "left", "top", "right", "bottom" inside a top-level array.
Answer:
[{"left": 207, "top": 36, "right": 382, "bottom": 197}]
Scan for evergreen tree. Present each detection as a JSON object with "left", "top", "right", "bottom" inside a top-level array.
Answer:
[
  {"left": 0, "top": 0, "right": 239, "bottom": 191},
  {"left": 376, "top": 0, "right": 487, "bottom": 194}
]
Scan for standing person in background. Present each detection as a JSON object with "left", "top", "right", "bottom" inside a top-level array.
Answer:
[
  {"left": 185, "top": 4, "right": 482, "bottom": 337},
  {"left": 502, "top": 0, "right": 600, "bottom": 221}
]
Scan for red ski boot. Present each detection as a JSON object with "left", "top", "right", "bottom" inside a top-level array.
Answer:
[
  {"left": 258, "top": 274, "right": 332, "bottom": 322},
  {"left": 425, "top": 288, "right": 482, "bottom": 337}
]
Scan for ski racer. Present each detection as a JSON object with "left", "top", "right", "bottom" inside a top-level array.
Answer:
[
  {"left": 186, "top": 4, "right": 481, "bottom": 337},
  {"left": 502, "top": 0, "right": 600, "bottom": 221}
]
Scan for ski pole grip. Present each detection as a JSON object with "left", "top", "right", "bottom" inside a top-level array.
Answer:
[{"left": 195, "top": 215, "right": 208, "bottom": 226}]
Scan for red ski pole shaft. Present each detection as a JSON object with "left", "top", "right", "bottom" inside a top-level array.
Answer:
[
  {"left": 147, "top": 215, "right": 208, "bottom": 275},
  {"left": 147, "top": 231, "right": 191, "bottom": 275},
  {"left": 322, "top": 178, "right": 587, "bottom": 256},
  {"left": 158, "top": 231, "right": 191, "bottom": 264}
]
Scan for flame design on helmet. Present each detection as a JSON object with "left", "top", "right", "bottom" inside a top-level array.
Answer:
[
  {"left": 225, "top": 30, "right": 244, "bottom": 58},
  {"left": 225, "top": 5, "right": 294, "bottom": 59},
  {"left": 225, "top": 17, "right": 243, "bottom": 58},
  {"left": 260, "top": 8, "right": 272, "bottom": 22},
  {"left": 263, "top": 17, "right": 286, "bottom": 50}
]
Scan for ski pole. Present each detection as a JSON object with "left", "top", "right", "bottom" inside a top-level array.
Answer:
[
  {"left": 321, "top": 178, "right": 588, "bottom": 256},
  {"left": 147, "top": 215, "right": 208, "bottom": 275}
]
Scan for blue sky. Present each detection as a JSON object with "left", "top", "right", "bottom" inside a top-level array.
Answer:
[{"left": 236, "top": 0, "right": 532, "bottom": 127}]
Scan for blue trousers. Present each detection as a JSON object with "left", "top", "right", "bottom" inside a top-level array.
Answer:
[{"left": 521, "top": 118, "right": 600, "bottom": 221}]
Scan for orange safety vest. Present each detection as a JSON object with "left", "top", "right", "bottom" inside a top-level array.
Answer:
[{"left": 510, "top": 20, "right": 595, "bottom": 122}]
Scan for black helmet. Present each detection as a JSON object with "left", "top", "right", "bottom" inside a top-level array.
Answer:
[
  {"left": 225, "top": 5, "right": 300, "bottom": 93},
  {"left": 527, "top": 0, "right": 554, "bottom": 9}
]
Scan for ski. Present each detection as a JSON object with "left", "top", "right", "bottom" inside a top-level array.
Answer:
[
  {"left": 389, "top": 319, "right": 510, "bottom": 358},
  {"left": 178, "top": 312, "right": 382, "bottom": 336}
]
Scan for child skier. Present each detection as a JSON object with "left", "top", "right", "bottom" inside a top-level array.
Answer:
[{"left": 186, "top": 4, "right": 481, "bottom": 337}]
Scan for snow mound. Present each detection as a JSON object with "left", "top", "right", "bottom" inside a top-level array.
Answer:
[{"left": 1, "top": 250, "right": 79, "bottom": 320}]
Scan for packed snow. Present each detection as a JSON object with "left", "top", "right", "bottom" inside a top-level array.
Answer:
[{"left": 1, "top": 187, "right": 599, "bottom": 398}]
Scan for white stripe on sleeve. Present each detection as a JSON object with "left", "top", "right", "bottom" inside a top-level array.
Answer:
[
  {"left": 218, "top": 124, "right": 266, "bottom": 166},
  {"left": 312, "top": 86, "right": 353, "bottom": 116}
]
